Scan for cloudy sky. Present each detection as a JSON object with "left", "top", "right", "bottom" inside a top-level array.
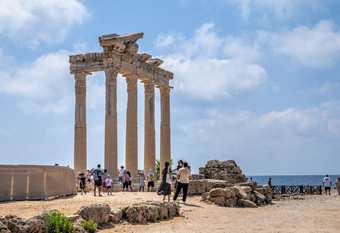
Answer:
[{"left": 1, "top": 0, "right": 340, "bottom": 175}]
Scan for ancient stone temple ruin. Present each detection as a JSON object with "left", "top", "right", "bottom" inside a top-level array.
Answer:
[{"left": 69, "top": 33, "right": 173, "bottom": 178}]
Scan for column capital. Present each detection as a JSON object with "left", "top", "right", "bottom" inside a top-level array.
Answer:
[
  {"left": 74, "top": 72, "right": 91, "bottom": 87},
  {"left": 158, "top": 85, "right": 171, "bottom": 99},
  {"left": 105, "top": 69, "right": 118, "bottom": 84},
  {"left": 125, "top": 74, "right": 138, "bottom": 90},
  {"left": 143, "top": 80, "right": 155, "bottom": 94}
]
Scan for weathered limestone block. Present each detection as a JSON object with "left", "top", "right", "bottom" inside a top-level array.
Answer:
[
  {"left": 110, "top": 208, "right": 123, "bottom": 223},
  {"left": 237, "top": 199, "right": 257, "bottom": 208},
  {"left": 199, "top": 167, "right": 206, "bottom": 174},
  {"left": 254, "top": 191, "right": 266, "bottom": 204},
  {"left": 5, "top": 215, "right": 45, "bottom": 233},
  {"left": 0, "top": 217, "right": 10, "bottom": 233},
  {"left": 125, "top": 206, "right": 147, "bottom": 223},
  {"left": 210, "top": 196, "right": 226, "bottom": 206},
  {"left": 241, "top": 186, "right": 252, "bottom": 193},
  {"left": 232, "top": 186, "right": 249, "bottom": 200},
  {"left": 209, "top": 188, "right": 225, "bottom": 197},
  {"left": 78, "top": 203, "right": 111, "bottom": 224},
  {"left": 238, "top": 181, "right": 258, "bottom": 191}
]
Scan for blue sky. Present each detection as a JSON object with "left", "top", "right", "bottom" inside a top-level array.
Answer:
[{"left": 1, "top": 0, "right": 340, "bottom": 175}]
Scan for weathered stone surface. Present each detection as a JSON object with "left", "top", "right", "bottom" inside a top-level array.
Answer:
[
  {"left": 233, "top": 186, "right": 249, "bottom": 199},
  {"left": 78, "top": 203, "right": 111, "bottom": 224},
  {"left": 254, "top": 191, "right": 266, "bottom": 204},
  {"left": 67, "top": 215, "right": 80, "bottom": 222},
  {"left": 188, "top": 179, "right": 231, "bottom": 195},
  {"left": 75, "top": 225, "right": 86, "bottom": 233},
  {"left": 210, "top": 196, "right": 226, "bottom": 206},
  {"left": 237, "top": 199, "right": 257, "bottom": 208},
  {"left": 5, "top": 215, "right": 45, "bottom": 233},
  {"left": 0, "top": 217, "right": 10, "bottom": 233},
  {"left": 110, "top": 208, "right": 123, "bottom": 223},
  {"left": 209, "top": 188, "right": 225, "bottom": 197},
  {"left": 241, "top": 186, "right": 252, "bottom": 193}
]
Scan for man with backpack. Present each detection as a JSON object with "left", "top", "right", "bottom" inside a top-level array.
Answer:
[
  {"left": 147, "top": 169, "right": 155, "bottom": 192},
  {"left": 93, "top": 164, "right": 104, "bottom": 196}
]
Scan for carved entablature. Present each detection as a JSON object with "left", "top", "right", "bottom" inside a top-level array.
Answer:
[{"left": 69, "top": 32, "right": 173, "bottom": 87}]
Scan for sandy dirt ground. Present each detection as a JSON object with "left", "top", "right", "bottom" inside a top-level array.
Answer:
[{"left": 0, "top": 190, "right": 339, "bottom": 233}]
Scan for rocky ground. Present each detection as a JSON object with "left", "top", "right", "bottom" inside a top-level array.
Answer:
[{"left": 0, "top": 190, "right": 339, "bottom": 232}]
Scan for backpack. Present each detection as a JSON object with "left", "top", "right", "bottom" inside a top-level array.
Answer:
[{"left": 149, "top": 173, "right": 154, "bottom": 181}]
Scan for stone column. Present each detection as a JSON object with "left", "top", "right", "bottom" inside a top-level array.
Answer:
[
  {"left": 125, "top": 75, "right": 138, "bottom": 180},
  {"left": 143, "top": 80, "right": 155, "bottom": 174},
  {"left": 159, "top": 85, "right": 171, "bottom": 173},
  {"left": 104, "top": 70, "right": 118, "bottom": 178},
  {"left": 74, "top": 72, "right": 89, "bottom": 175}
]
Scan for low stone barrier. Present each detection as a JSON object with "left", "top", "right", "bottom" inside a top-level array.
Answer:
[
  {"left": 0, "top": 201, "right": 181, "bottom": 232},
  {"left": 201, "top": 182, "right": 272, "bottom": 208}
]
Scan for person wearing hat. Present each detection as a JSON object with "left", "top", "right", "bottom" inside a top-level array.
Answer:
[{"left": 105, "top": 174, "right": 113, "bottom": 195}]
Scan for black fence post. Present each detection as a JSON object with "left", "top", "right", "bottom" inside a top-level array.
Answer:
[
  {"left": 300, "top": 185, "right": 303, "bottom": 194},
  {"left": 282, "top": 185, "right": 285, "bottom": 194}
]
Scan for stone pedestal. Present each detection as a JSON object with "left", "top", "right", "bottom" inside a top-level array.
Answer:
[
  {"left": 125, "top": 75, "right": 138, "bottom": 179},
  {"left": 74, "top": 72, "right": 89, "bottom": 175},
  {"left": 143, "top": 81, "right": 155, "bottom": 173},
  {"left": 104, "top": 70, "right": 118, "bottom": 177},
  {"left": 159, "top": 85, "right": 171, "bottom": 173}
]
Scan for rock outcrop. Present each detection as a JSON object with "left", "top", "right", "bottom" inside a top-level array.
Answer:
[
  {"left": 78, "top": 203, "right": 111, "bottom": 224},
  {"left": 202, "top": 182, "right": 272, "bottom": 207},
  {"left": 197, "top": 160, "right": 247, "bottom": 183}
]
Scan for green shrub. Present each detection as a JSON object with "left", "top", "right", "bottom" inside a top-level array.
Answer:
[
  {"left": 81, "top": 219, "right": 98, "bottom": 233},
  {"left": 43, "top": 211, "right": 75, "bottom": 233}
]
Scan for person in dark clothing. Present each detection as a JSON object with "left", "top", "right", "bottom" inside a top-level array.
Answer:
[
  {"left": 173, "top": 162, "right": 191, "bottom": 204},
  {"left": 157, "top": 162, "right": 174, "bottom": 202}
]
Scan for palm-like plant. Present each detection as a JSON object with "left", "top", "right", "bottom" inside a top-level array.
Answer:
[{"left": 155, "top": 158, "right": 177, "bottom": 181}]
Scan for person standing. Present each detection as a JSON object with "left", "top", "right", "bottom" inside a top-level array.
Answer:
[
  {"left": 93, "top": 164, "right": 104, "bottom": 197},
  {"left": 138, "top": 172, "right": 145, "bottom": 192},
  {"left": 118, "top": 166, "right": 125, "bottom": 182},
  {"left": 127, "top": 171, "right": 133, "bottom": 191},
  {"left": 268, "top": 177, "right": 272, "bottom": 188},
  {"left": 102, "top": 169, "right": 108, "bottom": 192},
  {"left": 86, "top": 170, "right": 91, "bottom": 183},
  {"left": 335, "top": 177, "right": 340, "bottom": 195},
  {"left": 323, "top": 174, "right": 332, "bottom": 195},
  {"left": 157, "top": 162, "right": 174, "bottom": 202},
  {"left": 173, "top": 161, "right": 191, "bottom": 204},
  {"left": 122, "top": 171, "right": 129, "bottom": 192},
  {"left": 79, "top": 172, "right": 86, "bottom": 195},
  {"left": 147, "top": 169, "right": 155, "bottom": 192}
]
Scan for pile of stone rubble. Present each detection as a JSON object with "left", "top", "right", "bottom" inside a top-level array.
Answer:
[
  {"left": 0, "top": 201, "right": 180, "bottom": 233},
  {"left": 190, "top": 160, "right": 272, "bottom": 207}
]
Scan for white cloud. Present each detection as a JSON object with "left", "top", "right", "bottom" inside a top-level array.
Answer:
[
  {"left": 0, "top": 0, "right": 89, "bottom": 47},
  {"left": 270, "top": 21, "right": 340, "bottom": 68},
  {"left": 157, "top": 23, "right": 267, "bottom": 100},
  {"left": 229, "top": 0, "right": 322, "bottom": 21},
  {"left": 174, "top": 100, "right": 340, "bottom": 174},
  {"left": 0, "top": 47, "right": 105, "bottom": 115}
]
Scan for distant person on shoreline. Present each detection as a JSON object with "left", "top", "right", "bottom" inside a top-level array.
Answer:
[
  {"left": 268, "top": 177, "right": 272, "bottom": 188},
  {"left": 335, "top": 177, "right": 340, "bottom": 195},
  {"left": 323, "top": 174, "right": 332, "bottom": 195},
  {"left": 93, "top": 164, "right": 104, "bottom": 197}
]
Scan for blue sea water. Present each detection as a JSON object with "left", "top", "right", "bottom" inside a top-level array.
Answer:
[{"left": 246, "top": 175, "right": 340, "bottom": 189}]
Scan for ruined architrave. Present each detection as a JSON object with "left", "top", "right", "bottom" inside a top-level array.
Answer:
[{"left": 70, "top": 33, "right": 173, "bottom": 179}]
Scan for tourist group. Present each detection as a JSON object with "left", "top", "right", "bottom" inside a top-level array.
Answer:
[{"left": 76, "top": 160, "right": 192, "bottom": 203}]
